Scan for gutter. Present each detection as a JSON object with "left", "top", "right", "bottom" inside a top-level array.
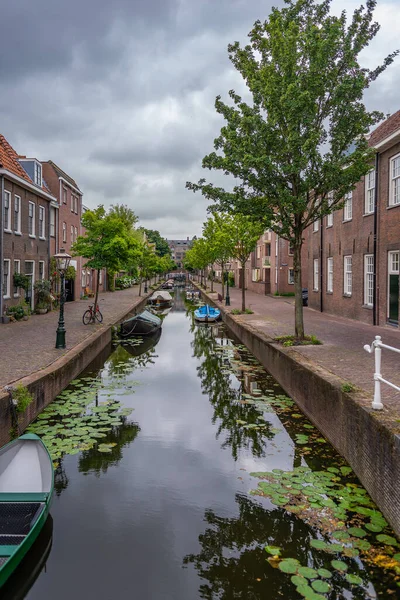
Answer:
[
  {"left": 373, "top": 152, "right": 379, "bottom": 326},
  {"left": 58, "top": 176, "right": 83, "bottom": 197},
  {"left": 0, "top": 175, "right": 3, "bottom": 320}
]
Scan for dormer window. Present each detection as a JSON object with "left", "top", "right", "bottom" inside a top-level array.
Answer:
[{"left": 34, "top": 162, "right": 42, "bottom": 187}]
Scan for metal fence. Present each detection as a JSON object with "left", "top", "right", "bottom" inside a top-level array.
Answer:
[{"left": 363, "top": 335, "right": 400, "bottom": 410}]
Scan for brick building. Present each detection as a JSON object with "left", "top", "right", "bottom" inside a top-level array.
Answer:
[
  {"left": 307, "top": 111, "right": 400, "bottom": 327},
  {"left": 167, "top": 237, "right": 195, "bottom": 268},
  {"left": 0, "top": 135, "right": 58, "bottom": 317}
]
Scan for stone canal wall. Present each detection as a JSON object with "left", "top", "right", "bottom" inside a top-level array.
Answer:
[
  {"left": 0, "top": 293, "right": 151, "bottom": 446},
  {"left": 197, "top": 287, "right": 400, "bottom": 537}
]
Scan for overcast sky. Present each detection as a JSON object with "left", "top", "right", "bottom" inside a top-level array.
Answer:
[{"left": 0, "top": 0, "right": 399, "bottom": 239}]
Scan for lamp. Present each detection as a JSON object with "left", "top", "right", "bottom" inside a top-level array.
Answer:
[{"left": 54, "top": 249, "right": 72, "bottom": 349}]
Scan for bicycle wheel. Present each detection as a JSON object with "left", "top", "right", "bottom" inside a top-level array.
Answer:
[
  {"left": 95, "top": 309, "right": 103, "bottom": 323},
  {"left": 82, "top": 309, "right": 93, "bottom": 325}
]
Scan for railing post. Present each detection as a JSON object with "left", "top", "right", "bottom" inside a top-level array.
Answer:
[{"left": 372, "top": 335, "right": 384, "bottom": 410}]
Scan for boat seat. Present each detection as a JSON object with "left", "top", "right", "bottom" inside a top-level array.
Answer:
[
  {"left": 0, "top": 503, "right": 42, "bottom": 535},
  {"left": 0, "top": 444, "right": 43, "bottom": 493}
]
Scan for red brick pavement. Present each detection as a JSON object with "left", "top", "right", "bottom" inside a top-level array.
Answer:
[
  {"left": 0, "top": 286, "right": 146, "bottom": 388},
  {"left": 206, "top": 281, "right": 400, "bottom": 414}
]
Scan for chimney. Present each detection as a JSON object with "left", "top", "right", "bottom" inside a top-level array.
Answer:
[
  {"left": 386, "top": 113, "right": 391, "bottom": 120},
  {"left": 187, "top": 236, "right": 189, "bottom": 241}
]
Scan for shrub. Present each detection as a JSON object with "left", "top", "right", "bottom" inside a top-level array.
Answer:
[
  {"left": 34, "top": 279, "right": 52, "bottom": 307},
  {"left": 13, "top": 384, "right": 33, "bottom": 414}
]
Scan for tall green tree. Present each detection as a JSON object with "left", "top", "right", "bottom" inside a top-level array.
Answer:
[
  {"left": 72, "top": 205, "right": 140, "bottom": 311},
  {"left": 203, "top": 214, "right": 234, "bottom": 298},
  {"left": 187, "top": 0, "right": 398, "bottom": 339},
  {"left": 143, "top": 229, "right": 171, "bottom": 257}
]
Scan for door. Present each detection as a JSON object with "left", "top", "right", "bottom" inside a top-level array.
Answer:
[
  {"left": 388, "top": 251, "right": 399, "bottom": 324},
  {"left": 264, "top": 268, "right": 271, "bottom": 295},
  {"left": 65, "top": 278, "right": 74, "bottom": 302},
  {"left": 24, "top": 261, "right": 35, "bottom": 311}
]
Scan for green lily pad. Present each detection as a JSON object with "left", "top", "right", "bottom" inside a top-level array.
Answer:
[
  {"left": 352, "top": 539, "right": 371, "bottom": 551},
  {"left": 317, "top": 568, "right": 332, "bottom": 579},
  {"left": 278, "top": 559, "right": 299, "bottom": 574},
  {"left": 297, "top": 566, "right": 317, "bottom": 579},
  {"left": 311, "top": 580, "right": 331, "bottom": 593},
  {"left": 345, "top": 574, "right": 363, "bottom": 585},
  {"left": 265, "top": 546, "right": 281, "bottom": 556},
  {"left": 365, "top": 522, "right": 382, "bottom": 533},
  {"left": 376, "top": 534, "right": 398, "bottom": 546},
  {"left": 310, "top": 540, "right": 328, "bottom": 550},
  {"left": 347, "top": 527, "right": 367, "bottom": 538},
  {"left": 332, "top": 530, "right": 350, "bottom": 540},
  {"left": 291, "top": 575, "right": 307, "bottom": 587},
  {"left": 331, "top": 560, "right": 348, "bottom": 572}
]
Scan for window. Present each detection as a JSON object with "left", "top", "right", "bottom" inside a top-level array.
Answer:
[
  {"left": 71, "top": 225, "right": 74, "bottom": 243},
  {"left": 344, "top": 256, "right": 352, "bottom": 296},
  {"left": 62, "top": 222, "right": 67, "bottom": 243},
  {"left": 364, "top": 255, "right": 374, "bottom": 306},
  {"left": 326, "top": 192, "right": 333, "bottom": 227},
  {"left": 50, "top": 207, "right": 56, "bottom": 237},
  {"left": 288, "top": 268, "right": 294, "bottom": 285},
  {"left": 288, "top": 243, "right": 294, "bottom": 255},
  {"left": 75, "top": 226, "right": 78, "bottom": 241},
  {"left": 39, "top": 261, "right": 45, "bottom": 281},
  {"left": 3, "top": 259, "right": 10, "bottom": 298},
  {"left": 343, "top": 192, "right": 352, "bottom": 221},
  {"left": 265, "top": 243, "right": 271, "bottom": 257},
  {"left": 28, "top": 202, "right": 35, "bottom": 236},
  {"left": 13, "top": 260, "right": 20, "bottom": 296},
  {"left": 313, "top": 259, "right": 319, "bottom": 291},
  {"left": 71, "top": 195, "right": 74, "bottom": 212},
  {"left": 327, "top": 257, "right": 333, "bottom": 293},
  {"left": 14, "top": 195, "right": 21, "bottom": 233},
  {"left": 390, "top": 250, "right": 399, "bottom": 273},
  {"left": 63, "top": 188, "right": 67, "bottom": 204},
  {"left": 81, "top": 269, "right": 86, "bottom": 288},
  {"left": 75, "top": 196, "right": 79, "bottom": 214},
  {"left": 4, "top": 191, "right": 11, "bottom": 231},
  {"left": 99, "top": 270, "right": 103, "bottom": 285},
  {"left": 34, "top": 162, "right": 42, "bottom": 187},
  {"left": 275, "top": 238, "right": 278, "bottom": 256},
  {"left": 390, "top": 154, "right": 400, "bottom": 206},
  {"left": 252, "top": 268, "right": 261, "bottom": 282},
  {"left": 365, "top": 170, "right": 375, "bottom": 214},
  {"left": 313, "top": 220, "right": 319, "bottom": 232},
  {"left": 256, "top": 246, "right": 261, "bottom": 259},
  {"left": 39, "top": 206, "right": 45, "bottom": 238}
]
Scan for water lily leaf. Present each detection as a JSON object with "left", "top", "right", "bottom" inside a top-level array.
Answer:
[
  {"left": 365, "top": 522, "right": 382, "bottom": 533},
  {"left": 295, "top": 584, "right": 315, "bottom": 598},
  {"left": 331, "top": 560, "right": 348, "bottom": 572},
  {"left": 278, "top": 559, "right": 299, "bottom": 574},
  {"left": 332, "top": 531, "right": 350, "bottom": 541},
  {"left": 265, "top": 546, "right": 281, "bottom": 556},
  {"left": 340, "top": 466, "right": 353, "bottom": 476},
  {"left": 352, "top": 539, "right": 371, "bottom": 551},
  {"left": 310, "top": 540, "right": 328, "bottom": 550},
  {"left": 347, "top": 527, "right": 367, "bottom": 538},
  {"left": 393, "top": 553, "right": 400, "bottom": 561},
  {"left": 297, "top": 566, "right": 317, "bottom": 579},
  {"left": 345, "top": 574, "right": 363, "bottom": 586},
  {"left": 317, "top": 568, "right": 332, "bottom": 579},
  {"left": 376, "top": 534, "right": 398, "bottom": 546},
  {"left": 342, "top": 547, "right": 359, "bottom": 558},
  {"left": 311, "top": 580, "right": 331, "bottom": 593},
  {"left": 291, "top": 575, "right": 307, "bottom": 587}
]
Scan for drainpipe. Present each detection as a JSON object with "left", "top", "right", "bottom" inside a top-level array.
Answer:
[
  {"left": 320, "top": 217, "right": 324, "bottom": 313},
  {"left": 373, "top": 152, "right": 379, "bottom": 326},
  {"left": 0, "top": 175, "right": 4, "bottom": 320}
]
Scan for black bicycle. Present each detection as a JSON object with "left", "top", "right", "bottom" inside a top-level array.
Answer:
[{"left": 82, "top": 303, "right": 103, "bottom": 325}]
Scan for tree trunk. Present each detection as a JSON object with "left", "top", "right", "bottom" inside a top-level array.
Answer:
[
  {"left": 139, "top": 277, "right": 142, "bottom": 296},
  {"left": 241, "top": 261, "right": 246, "bottom": 311},
  {"left": 294, "top": 240, "right": 305, "bottom": 340},
  {"left": 94, "top": 269, "right": 100, "bottom": 316},
  {"left": 210, "top": 267, "right": 214, "bottom": 293},
  {"left": 221, "top": 261, "right": 225, "bottom": 299}
]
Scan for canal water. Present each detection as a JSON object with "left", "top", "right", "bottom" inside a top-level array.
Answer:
[{"left": 5, "top": 290, "right": 399, "bottom": 599}]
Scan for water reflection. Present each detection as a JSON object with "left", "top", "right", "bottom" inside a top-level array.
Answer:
[{"left": 192, "top": 322, "right": 274, "bottom": 460}]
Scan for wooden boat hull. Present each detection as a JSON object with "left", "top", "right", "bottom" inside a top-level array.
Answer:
[{"left": 0, "top": 434, "right": 54, "bottom": 589}]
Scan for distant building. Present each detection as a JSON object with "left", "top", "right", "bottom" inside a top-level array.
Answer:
[{"left": 167, "top": 236, "right": 196, "bottom": 268}]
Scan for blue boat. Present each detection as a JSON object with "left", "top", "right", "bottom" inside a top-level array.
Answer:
[{"left": 194, "top": 305, "right": 221, "bottom": 323}]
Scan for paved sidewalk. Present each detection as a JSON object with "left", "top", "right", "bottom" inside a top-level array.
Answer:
[
  {"left": 206, "top": 281, "right": 400, "bottom": 415},
  {"left": 0, "top": 286, "right": 145, "bottom": 387}
]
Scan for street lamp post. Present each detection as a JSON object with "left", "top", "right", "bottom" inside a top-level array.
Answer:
[
  {"left": 144, "top": 278, "right": 148, "bottom": 293},
  {"left": 54, "top": 249, "right": 72, "bottom": 349},
  {"left": 225, "top": 263, "right": 231, "bottom": 306}
]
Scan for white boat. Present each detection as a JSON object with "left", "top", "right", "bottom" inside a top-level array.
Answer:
[{"left": 148, "top": 291, "right": 173, "bottom": 308}]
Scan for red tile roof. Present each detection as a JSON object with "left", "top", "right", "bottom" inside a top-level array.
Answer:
[
  {"left": 0, "top": 134, "right": 33, "bottom": 182},
  {"left": 369, "top": 110, "right": 400, "bottom": 147}
]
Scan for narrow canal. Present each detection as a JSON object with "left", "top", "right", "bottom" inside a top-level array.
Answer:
[{"left": 5, "top": 290, "right": 400, "bottom": 599}]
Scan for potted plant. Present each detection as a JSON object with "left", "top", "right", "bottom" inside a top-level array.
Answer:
[{"left": 34, "top": 279, "right": 52, "bottom": 314}]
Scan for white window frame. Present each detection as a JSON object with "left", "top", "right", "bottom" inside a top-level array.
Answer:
[
  {"left": 62, "top": 222, "right": 67, "bottom": 243},
  {"left": 38, "top": 205, "right": 45, "bottom": 239},
  {"left": 3, "top": 259, "right": 11, "bottom": 299},
  {"left": 252, "top": 268, "right": 261, "bottom": 282},
  {"left": 344, "top": 256, "right": 352, "bottom": 296},
  {"left": 13, "top": 259, "right": 20, "bottom": 297},
  {"left": 387, "top": 251, "right": 399, "bottom": 320},
  {"left": 326, "top": 192, "right": 333, "bottom": 227},
  {"left": 256, "top": 245, "right": 261, "bottom": 259},
  {"left": 34, "top": 162, "right": 42, "bottom": 187},
  {"left": 365, "top": 170, "right": 375, "bottom": 215},
  {"left": 14, "top": 195, "right": 21, "bottom": 234},
  {"left": 389, "top": 153, "right": 400, "bottom": 207},
  {"left": 38, "top": 260, "right": 45, "bottom": 281},
  {"left": 364, "top": 254, "right": 374, "bottom": 307},
  {"left": 313, "top": 259, "right": 319, "bottom": 291},
  {"left": 4, "top": 190, "right": 11, "bottom": 232},
  {"left": 74, "top": 226, "right": 78, "bottom": 241},
  {"left": 63, "top": 188, "right": 67, "bottom": 204},
  {"left": 343, "top": 192, "right": 353, "bottom": 221},
  {"left": 288, "top": 268, "right": 294, "bottom": 285},
  {"left": 71, "top": 194, "right": 74, "bottom": 212},
  {"left": 28, "top": 201, "right": 36, "bottom": 237},
  {"left": 313, "top": 220, "right": 319, "bottom": 232},
  {"left": 71, "top": 225, "right": 74, "bottom": 244},
  {"left": 50, "top": 207, "right": 56, "bottom": 237},
  {"left": 327, "top": 257, "right": 333, "bottom": 293}
]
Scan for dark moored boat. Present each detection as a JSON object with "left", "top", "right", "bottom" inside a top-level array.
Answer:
[
  {"left": 0, "top": 434, "right": 54, "bottom": 588},
  {"left": 119, "top": 309, "right": 162, "bottom": 337}
]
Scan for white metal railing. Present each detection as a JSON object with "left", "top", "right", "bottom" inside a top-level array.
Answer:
[{"left": 363, "top": 335, "right": 400, "bottom": 410}]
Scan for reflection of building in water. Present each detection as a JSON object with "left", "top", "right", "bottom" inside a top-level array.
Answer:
[{"left": 171, "top": 289, "right": 187, "bottom": 312}]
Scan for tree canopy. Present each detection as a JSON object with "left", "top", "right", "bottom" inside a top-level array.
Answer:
[
  {"left": 143, "top": 229, "right": 171, "bottom": 257},
  {"left": 187, "top": 0, "right": 398, "bottom": 337}
]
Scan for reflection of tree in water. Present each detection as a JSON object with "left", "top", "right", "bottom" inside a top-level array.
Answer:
[
  {"left": 54, "top": 458, "right": 69, "bottom": 496},
  {"left": 192, "top": 325, "right": 274, "bottom": 460},
  {"left": 78, "top": 419, "right": 140, "bottom": 477},
  {"left": 107, "top": 344, "right": 158, "bottom": 379}
]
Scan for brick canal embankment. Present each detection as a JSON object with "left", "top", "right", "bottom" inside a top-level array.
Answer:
[
  {"left": 195, "top": 282, "right": 400, "bottom": 537},
  {"left": 0, "top": 285, "right": 154, "bottom": 445}
]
